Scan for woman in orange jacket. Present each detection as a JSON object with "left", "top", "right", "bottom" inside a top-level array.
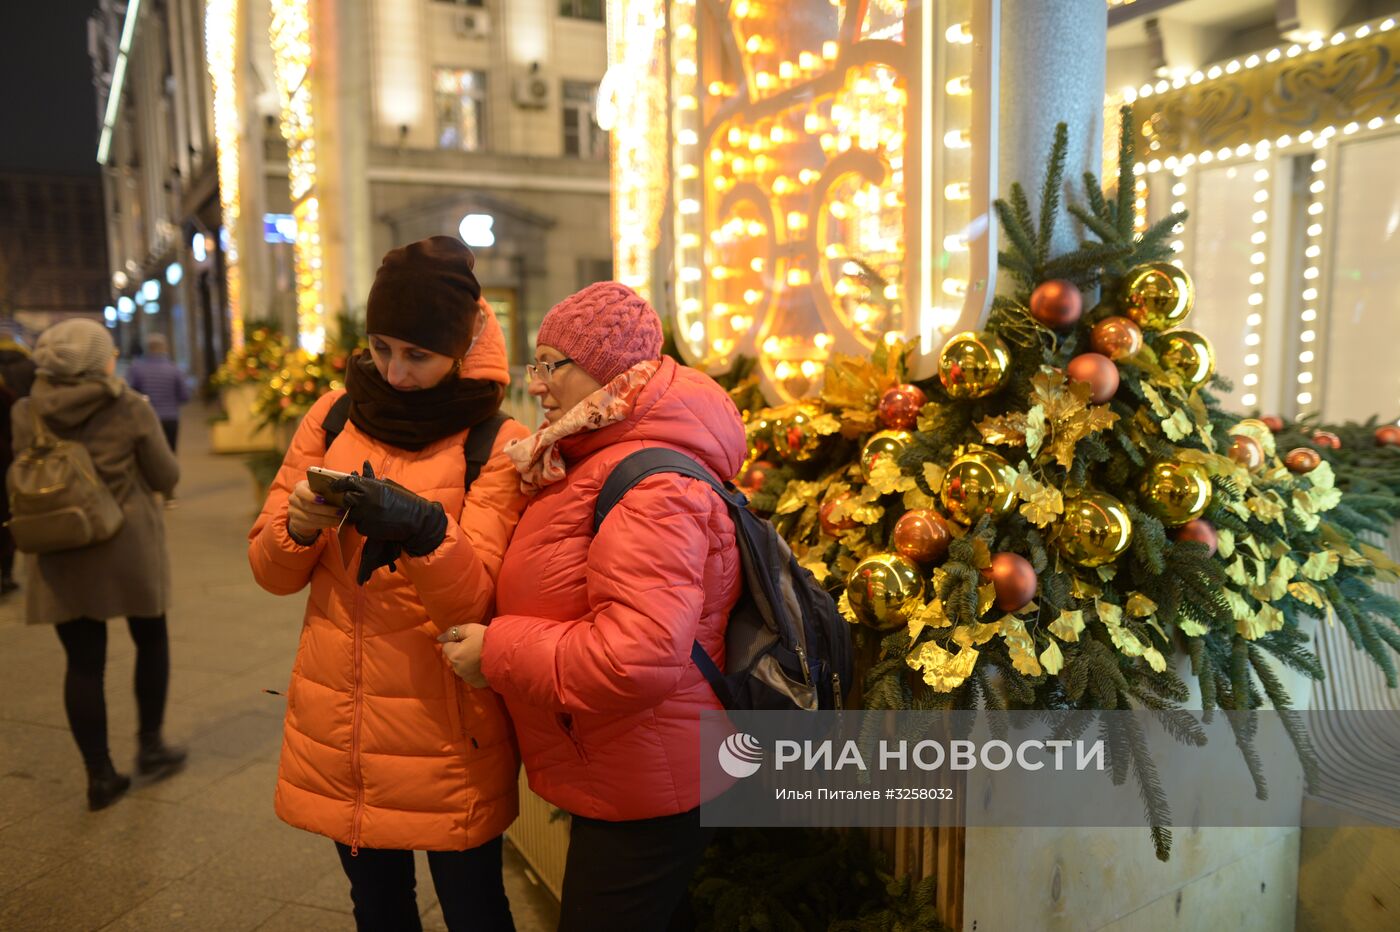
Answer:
[{"left": 248, "top": 237, "right": 528, "bottom": 931}]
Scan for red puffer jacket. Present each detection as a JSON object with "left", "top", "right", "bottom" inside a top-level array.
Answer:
[
  {"left": 249, "top": 308, "right": 529, "bottom": 852},
  {"left": 481, "top": 357, "right": 747, "bottom": 821}
]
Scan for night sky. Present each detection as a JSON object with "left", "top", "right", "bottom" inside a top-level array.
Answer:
[{"left": 0, "top": 1, "right": 101, "bottom": 175}]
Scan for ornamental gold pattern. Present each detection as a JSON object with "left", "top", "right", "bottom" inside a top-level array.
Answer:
[{"left": 1133, "top": 28, "right": 1400, "bottom": 159}]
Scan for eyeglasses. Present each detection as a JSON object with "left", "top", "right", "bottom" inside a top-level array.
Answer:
[{"left": 526, "top": 358, "right": 573, "bottom": 381}]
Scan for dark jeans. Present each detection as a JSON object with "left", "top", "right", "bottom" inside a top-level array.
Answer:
[
  {"left": 334, "top": 836, "right": 514, "bottom": 932},
  {"left": 559, "top": 807, "right": 714, "bottom": 932},
  {"left": 54, "top": 616, "right": 170, "bottom": 770},
  {"left": 160, "top": 419, "right": 179, "bottom": 453}
]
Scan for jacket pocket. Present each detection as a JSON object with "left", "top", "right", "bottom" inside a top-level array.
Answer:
[{"left": 556, "top": 712, "right": 589, "bottom": 763}]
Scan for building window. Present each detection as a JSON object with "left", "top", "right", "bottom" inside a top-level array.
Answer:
[
  {"left": 434, "top": 68, "right": 487, "bottom": 152},
  {"left": 562, "top": 81, "right": 606, "bottom": 159},
  {"left": 559, "top": 0, "right": 604, "bottom": 22}
]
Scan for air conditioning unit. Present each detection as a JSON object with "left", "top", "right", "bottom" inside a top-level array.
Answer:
[
  {"left": 512, "top": 71, "right": 551, "bottom": 109},
  {"left": 454, "top": 10, "right": 491, "bottom": 39}
]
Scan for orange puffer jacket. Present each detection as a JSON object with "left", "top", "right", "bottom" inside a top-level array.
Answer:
[
  {"left": 481, "top": 357, "right": 747, "bottom": 821},
  {"left": 249, "top": 309, "right": 529, "bottom": 852}
]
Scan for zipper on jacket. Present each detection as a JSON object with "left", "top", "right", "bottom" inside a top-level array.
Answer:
[
  {"left": 349, "top": 582, "right": 368, "bottom": 855},
  {"left": 557, "top": 713, "right": 589, "bottom": 763}
]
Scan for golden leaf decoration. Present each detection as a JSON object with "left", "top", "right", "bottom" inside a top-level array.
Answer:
[
  {"left": 837, "top": 590, "right": 859, "bottom": 626},
  {"left": 952, "top": 622, "right": 1001, "bottom": 647},
  {"left": 1096, "top": 599, "right": 1124, "bottom": 627},
  {"left": 1179, "top": 617, "right": 1209, "bottom": 637},
  {"left": 1287, "top": 580, "right": 1326, "bottom": 609},
  {"left": 906, "top": 641, "right": 979, "bottom": 692},
  {"left": 903, "top": 487, "right": 940, "bottom": 510},
  {"left": 1049, "top": 609, "right": 1086, "bottom": 642},
  {"left": 969, "top": 538, "right": 993, "bottom": 570},
  {"left": 1300, "top": 550, "right": 1340, "bottom": 581},
  {"left": 1217, "top": 527, "right": 1236, "bottom": 559},
  {"left": 1224, "top": 588, "right": 1254, "bottom": 621},
  {"left": 1162, "top": 408, "right": 1195, "bottom": 442},
  {"left": 975, "top": 412, "right": 1029, "bottom": 446},
  {"left": 800, "top": 560, "right": 832, "bottom": 585},
  {"left": 977, "top": 581, "right": 997, "bottom": 616},
  {"left": 868, "top": 458, "right": 917, "bottom": 495},
  {"left": 1000, "top": 616, "right": 1043, "bottom": 677},
  {"left": 1126, "top": 593, "right": 1158, "bottom": 617},
  {"left": 922, "top": 461, "right": 947, "bottom": 493},
  {"left": 1142, "top": 647, "right": 1167, "bottom": 673},
  {"left": 1014, "top": 465, "right": 1064, "bottom": 527},
  {"left": 1237, "top": 604, "right": 1284, "bottom": 640},
  {"left": 1026, "top": 406, "right": 1049, "bottom": 458},
  {"left": 907, "top": 596, "right": 950, "bottom": 644},
  {"left": 775, "top": 480, "right": 824, "bottom": 516},
  {"left": 809, "top": 413, "right": 843, "bottom": 436},
  {"left": 1040, "top": 639, "right": 1065, "bottom": 676}
]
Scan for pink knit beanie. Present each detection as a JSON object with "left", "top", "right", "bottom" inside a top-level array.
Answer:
[{"left": 535, "top": 282, "right": 663, "bottom": 384}]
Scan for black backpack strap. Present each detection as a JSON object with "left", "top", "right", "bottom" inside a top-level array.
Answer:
[
  {"left": 321, "top": 394, "right": 352, "bottom": 453},
  {"left": 594, "top": 448, "right": 743, "bottom": 709},
  {"left": 463, "top": 412, "right": 511, "bottom": 493},
  {"left": 592, "top": 448, "right": 736, "bottom": 533}
]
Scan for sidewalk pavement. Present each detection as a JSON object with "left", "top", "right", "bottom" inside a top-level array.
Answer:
[{"left": 0, "top": 404, "right": 560, "bottom": 931}]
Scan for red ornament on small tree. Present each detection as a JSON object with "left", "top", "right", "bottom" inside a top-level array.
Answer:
[
  {"left": 1067, "top": 353, "right": 1120, "bottom": 404},
  {"left": 1284, "top": 448, "right": 1321, "bottom": 474},
  {"left": 878, "top": 384, "right": 928, "bottom": 430},
  {"left": 1261, "top": 415, "right": 1285, "bottom": 433},
  {"left": 982, "top": 552, "right": 1037, "bottom": 612},
  {"left": 819, "top": 493, "right": 858, "bottom": 537},
  {"left": 738, "top": 460, "right": 777, "bottom": 494},
  {"left": 1028, "top": 279, "right": 1083, "bottom": 330},
  {"left": 1174, "top": 519, "right": 1219, "bottom": 557},
  {"left": 893, "top": 509, "right": 952, "bottom": 565},
  {"left": 1312, "top": 430, "right": 1342, "bottom": 450},
  {"left": 1375, "top": 425, "right": 1400, "bottom": 447}
]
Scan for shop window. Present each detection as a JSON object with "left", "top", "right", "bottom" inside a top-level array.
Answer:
[
  {"left": 434, "top": 68, "right": 487, "bottom": 152},
  {"left": 562, "top": 81, "right": 606, "bottom": 159}
]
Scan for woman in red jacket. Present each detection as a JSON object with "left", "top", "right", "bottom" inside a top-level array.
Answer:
[
  {"left": 441, "top": 282, "right": 747, "bottom": 930},
  {"left": 249, "top": 237, "right": 528, "bottom": 931}
]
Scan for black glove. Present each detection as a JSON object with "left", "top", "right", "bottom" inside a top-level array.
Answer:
[
  {"left": 356, "top": 537, "right": 403, "bottom": 586},
  {"left": 332, "top": 462, "right": 449, "bottom": 582}
]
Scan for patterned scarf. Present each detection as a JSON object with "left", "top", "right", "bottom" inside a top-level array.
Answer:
[{"left": 505, "top": 359, "right": 661, "bottom": 493}]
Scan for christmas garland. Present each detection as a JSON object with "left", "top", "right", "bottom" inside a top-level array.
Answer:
[{"left": 735, "top": 114, "right": 1400, "bottom": 860}]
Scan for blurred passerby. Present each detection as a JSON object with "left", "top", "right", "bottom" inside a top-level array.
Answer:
[
  {"left": 126, "top": 332, "right": 189, "bottom": 453},
  {"left": 12, "top": 318, "right": 185, "bottom": 811},
  {"left": 248, "top": 237, "right": 528, "bottom": 932}
]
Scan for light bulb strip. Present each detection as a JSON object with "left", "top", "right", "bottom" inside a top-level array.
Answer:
[
  {"left": 205, "top": 0, "right": 243, "bottom": 350},
  {"left": 1294, "top": 144, "right": 1329, "bottom": 414},
  {"left": 669, "top": 0, "right": 707, "bottom": 361},
  {"left": 1238, "top": 156, "right": 1271, "bottom": 408},
  {"left": 270, "top": 0, "right": 326, "bottom": 355}
]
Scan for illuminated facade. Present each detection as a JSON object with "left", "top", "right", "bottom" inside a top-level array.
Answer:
[{"left": 611, "top": 0, "right": 999, "bottom": 400}]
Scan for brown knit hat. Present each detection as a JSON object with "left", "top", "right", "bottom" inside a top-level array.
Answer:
[
  {"left": 535, "top": 282, "right": 663, "bottom": 384},
  {"left": 365, "top": 236, "right": 482, "bottom": 358}
]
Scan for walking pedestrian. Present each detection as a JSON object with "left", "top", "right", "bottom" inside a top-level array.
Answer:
[
  {"left": 248, "top": 236, "right": 528, "bottom": 932},
  {"left": 11, "top": 318, "right": 186, "bottom": 811},
  {"left": 126, "top": 332, "right": 190, "bottom": 454},
  {"left": 438, "top": 282, "right": 747, "bottom": 931}
]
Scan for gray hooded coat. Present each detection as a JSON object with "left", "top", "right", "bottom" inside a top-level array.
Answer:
[{"left": 11, "top": 376, "right": 179, "bottom": 625}]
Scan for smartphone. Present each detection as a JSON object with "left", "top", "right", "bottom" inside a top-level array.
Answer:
[{"left": 307, "top": 466, "right": 353, "bottom": 506}]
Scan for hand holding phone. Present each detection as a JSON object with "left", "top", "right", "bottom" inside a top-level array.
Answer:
[{"left": 307, "top": 466, "right": 353, "bottom": 506}]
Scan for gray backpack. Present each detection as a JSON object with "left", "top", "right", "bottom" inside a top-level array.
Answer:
[{"left": 6, "top": 405, "right": 125, "bottom": 553}]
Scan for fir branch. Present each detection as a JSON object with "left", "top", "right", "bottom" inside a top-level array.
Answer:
[{"left": 1036, "top": 124, "right": 1070, "bottom": 267}]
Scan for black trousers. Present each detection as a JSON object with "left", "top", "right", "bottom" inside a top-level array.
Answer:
[
  {"left": 54, "top": 616, "right": 170, "bottom": 770},
  {"left": 334, "top": 836, "right": 514, "bottom": 932},
  {"left": 160, "top": 419, "right": 179, "bottom": 453},
  {"left": 559, "top": 807, "right": 714, "bottom": 932}
]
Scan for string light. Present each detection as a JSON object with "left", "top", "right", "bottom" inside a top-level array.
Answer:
[
  {"left": 1293, "top": 149, "right": 1328, "bottom": 415},
  {"left": 271, "top": 0, "right": 325, "bottom": 355},
  {"left": 205, "top": 0, "right": 243, "bottom": 349}
]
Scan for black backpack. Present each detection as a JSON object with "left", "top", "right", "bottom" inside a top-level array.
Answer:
[
  {"left": 594, "top": 448, "right": 852, "bottom": 711},
  {"left": 321, "top": 394, "right": 509, "bottom": 490}
]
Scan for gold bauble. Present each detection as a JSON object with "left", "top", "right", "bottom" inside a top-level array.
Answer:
[
  {"left": 1120, "top": 262, "right": 1195, "bottom": 330},
  {"left": 1156, "top": 329, "right": 1215, "bottom": 390},
  {"left": 846, "top": 553, "right": 925, "bottom": 630},
  {"left": 1055, "top": 491, "right": 1134, "bottom": 567},
  {"left": 771, "top": 404, "right": 822, "bottom": 461},
  {"left": 860, "top": 429, "right": 914, "bottom": 481},
  {"left": 940, "top": 449, "right": 1018, "bottom": 524},
  {"left": 938, "top": 331, "right": 1012, "bottom": 399},
  {"left": 1138, "top": 460, "right": 1212, "bottom": 527}
]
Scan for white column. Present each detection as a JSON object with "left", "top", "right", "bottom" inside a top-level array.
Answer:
[{"left": 997, "top": 0, "right": 1107, "bottom": 259}]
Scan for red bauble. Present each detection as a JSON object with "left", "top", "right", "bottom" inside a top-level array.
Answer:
[
  {"left": 1089, "top": 316, "right": 1144, "bottom": 360},
  {"left": 1066, "top": 353, "right": 1120, "bottom": 404},
  {"left": 893, "top": 509, "right": 952, "bottom": 565},
  {"left": 739, "top": 460, "right": 777, "bottom": 494},
  {"left": 1261, "top": 416, "right": 1285, "bottom": 433},
  {"left": 1374, "top": 425, "right": 1400, "bottom": 447},
  {"left": 1312, "top": 430, "right": 1342, "bottom": 450},
  {"left": 1284, "top": 448, "right": 1321, "bottom": 474},
  {"left": 1227, "top": 435, "right": 1264, "bottom": 472},
  {"left": 878, "top": 383, "right": 928, "bottom": 430},
  {"left": 1029, "top": 280, "right": 1083, "bottom": 330},
  {"left": 819, "top": 493, "right": 858, "bottom": 537},
  {"left": 982, "top": 553, "right": 1038, "bottom": 612},
  {"left": 1175, "top": 519, "right": 1219, "bottom": 557}
]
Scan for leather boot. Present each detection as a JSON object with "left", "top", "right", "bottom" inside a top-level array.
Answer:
[
  {"left": 136, "top": 732, "right": 188, "bottom": 779},
  {"left": 86, "top": 759, "right": 131, "bottom": 811}
]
